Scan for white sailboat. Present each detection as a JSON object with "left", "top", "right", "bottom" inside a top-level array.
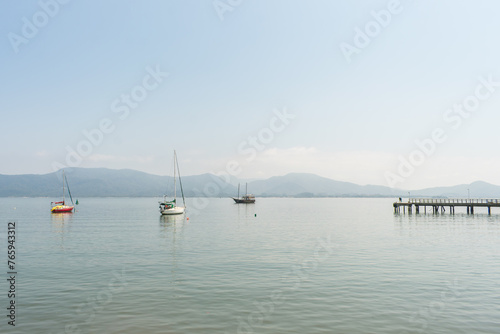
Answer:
[{"left": 159, "top": 151, "right": 186, "bottom": 215}]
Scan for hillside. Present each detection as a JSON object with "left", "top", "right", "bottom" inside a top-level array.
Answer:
[{"left": 1, "top": 168, "right": 500, "bottom": 198}]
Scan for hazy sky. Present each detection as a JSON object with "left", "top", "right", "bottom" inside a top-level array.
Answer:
[{"left": 2, "top": 0, "right": 500, "bottom": 189}]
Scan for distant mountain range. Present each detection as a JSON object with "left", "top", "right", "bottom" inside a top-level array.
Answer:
[{"left": 0, "top": 168, "right": 499, "bottom": 198}]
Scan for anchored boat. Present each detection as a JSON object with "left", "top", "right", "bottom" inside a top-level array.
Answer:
[
  {"left": 51, "top": 170, "right": 75, "bottom": 213},
  {"left": 232, "top": 183, "right": 255, "bottom": 204},
  {"left": 159, "top": 150, "right": 186, "bottom": 215}
]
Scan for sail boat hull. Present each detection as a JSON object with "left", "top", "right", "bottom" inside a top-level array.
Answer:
[
  {"left": 51, "top": 205, "right": 74, "bottom": 213},
  {"left": 232, "top": 197, "right": 255, "bottom": 204},
  {"left": 160, "top": 206, "right": 185, "bottom": 215}
]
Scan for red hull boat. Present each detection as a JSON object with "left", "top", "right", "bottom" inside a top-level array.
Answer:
[
  {"left": 51, "top": 201, "right": 74, "bottom": 213},
  {"left": 51, "top": 170, "right": 76, "bottom": 213}
]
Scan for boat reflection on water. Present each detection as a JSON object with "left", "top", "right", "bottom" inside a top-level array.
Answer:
[
  {"left": 159, "top": 214, "right": 187, "bottom": 284},
  {"left": 50, "top": 212, "right": 75, "bottom": 249},
  {"left": 51, "top": 212, "right": 74, "bottom": 225},
  {"left": 160, "top": 213, "right": 186, "bottom": 225},
  {"left": 235, "top": 199, "right": 257, "bottom": 229},
  {"left": 159, "top": 214, "right": 187, "bottom": 248}
]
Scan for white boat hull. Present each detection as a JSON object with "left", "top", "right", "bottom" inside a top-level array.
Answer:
[{"left": 160, "top": 206, "right": 185, "bottom": 215}]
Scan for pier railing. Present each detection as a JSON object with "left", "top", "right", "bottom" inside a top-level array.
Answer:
[
  {"left": 395, "top": 198, "right": 500, "bottom": 215},
  {"left": 408, "top": 198, "right": 500, "bottom": 204}
]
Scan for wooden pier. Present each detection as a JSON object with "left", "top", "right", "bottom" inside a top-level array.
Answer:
[{"left": 394, "top": 198, "right": 500, "bottom": 215}]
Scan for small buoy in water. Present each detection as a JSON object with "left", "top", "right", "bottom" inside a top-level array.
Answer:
[
  {"left": 255, "top": 214, "right": 257, "bottom": 217},
  {"left": 187, "top": 217, "right": 190, "bottom": 220}
]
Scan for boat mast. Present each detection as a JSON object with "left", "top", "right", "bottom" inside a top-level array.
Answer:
[
  {"left": 245, "top": 183, "right": 248, "bottom": 196},
  {"left": 65, "top": 172, "right": 74, "bottom": 206},
  {"left": 173, "top": 151, "right": 177, "bottom": 201},
  {"left": 238, "top": 183, "right": 240, "bottom": 198},
  {"left": 62, "top": 170, "right": 65, "bottom": 204},
  {"left": 175, "top": 151, "right": 186, "bottom": 208}
]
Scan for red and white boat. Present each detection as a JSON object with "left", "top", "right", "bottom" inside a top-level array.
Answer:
[
  {"left": 51, "top": 170, "right": 75, "bottom": 213},
  {"left": 51, "top": 201, "right": 74, "bottom": 213}
]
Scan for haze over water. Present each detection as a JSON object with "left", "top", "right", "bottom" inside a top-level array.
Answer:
[{"left": 1, "top": 197, "right": 499, "bottom": 333}]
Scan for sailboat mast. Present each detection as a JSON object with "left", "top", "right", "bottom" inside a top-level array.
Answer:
[
  {"left": 173, "top": 151, "right": 177, "bottom": 200},
  {"left": 62, "top": 170, "right": 65, "bottom": 203},
  {"left": 246, "top": 182, "right": 248, "bottom": 196},
  {"left": 238, "top": 183, "right": 240, "bottom": 198},
  {"left": 175, "top": 151, "right": 186, "bottom": 208},
  {"left": 65, "top": 172, "right": 74, "bottom": 206}
]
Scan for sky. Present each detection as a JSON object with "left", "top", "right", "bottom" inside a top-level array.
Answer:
[{"left": 2, "top": 0, "right": 500, "bottom": 190}]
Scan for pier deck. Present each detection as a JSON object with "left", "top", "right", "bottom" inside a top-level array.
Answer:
[{"left": 393, "top": 198, "right": 500, "bottom": 215}]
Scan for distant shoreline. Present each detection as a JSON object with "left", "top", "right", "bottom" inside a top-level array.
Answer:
[{"left": 0, "top": 195, "right": 418, "bottom": 199}]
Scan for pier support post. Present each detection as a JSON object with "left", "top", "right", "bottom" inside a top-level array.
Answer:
[
  {"left": 471, "top": 206, "right": 474, "bottom": 214},
  {"left": 488, "top": 207, "right": 491, "bottom": 215}
]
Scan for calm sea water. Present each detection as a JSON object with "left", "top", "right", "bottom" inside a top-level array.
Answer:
[{"left": 0, "top": 197, "right": 499, "bottom": 334}]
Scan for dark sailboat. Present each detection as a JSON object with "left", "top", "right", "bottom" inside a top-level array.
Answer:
[{"left": 232, "top": 183, "right": 255, "bottom": 204}]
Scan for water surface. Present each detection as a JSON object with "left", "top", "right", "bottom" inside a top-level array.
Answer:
[{"left": 0, "top": 197, "right": 499, "bottom": 333}]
